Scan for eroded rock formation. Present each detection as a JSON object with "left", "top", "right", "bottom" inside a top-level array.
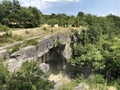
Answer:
[{"left": 5, "top": 30, "right": 72, "bottom": 72}]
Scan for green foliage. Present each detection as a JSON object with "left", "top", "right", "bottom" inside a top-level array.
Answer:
[
  {"left": 25, "top": 30, "right": 30, "bottom": 34},
  {"left": 0, "top": 0, "right": 42, "bottom": 28},
  {"left": 0, "top": 61, "right": 54, "bottom": 90},
  {"left": 88, "top": 74, "right": 105, "bottom": 84},
  {"left": 0, "top": 32, "right": 12, "bottom": 43},
  {"left": 1, "top": 18, "right": 10, "bottom": 26},
  {"left": 58, "top": 80, "right": 77, "bottom": 90},
  {"left": 74, "top": 74, "right": 117, "bottom": 90},
  {"left": 43, "top": 27, "right": 47, "bottom": 31},
  {"left": 0, "top": 31, "right": 23, "bottom": 44},
  {"left": 70, "top": 14, "right": 120, "bottom": 85},
  {"left": 7, "top": 61, "right": 54, "bottom": 90},
  {"left": 75, "top": 74, "right": 105, "bottom": 84},
  {"left": 0, "top": 62, "right": 9, "bottom": 87},
  {"left": 0, "top": 24, "right": 9, "bottom": 32},
  {"left": 0, "top": 2, "right": 120, "bottom": 88},
  {"left": 70, "top": 44, "right": 104, "bottom": 72},
  {"left": 53, "top": 40, "right": 61, "bottom": 47}
]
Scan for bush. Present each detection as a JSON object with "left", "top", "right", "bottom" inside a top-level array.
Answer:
[
  {"left": 0, "top": 62, "right": 9, "bottom": 89},
  {"left": 0, "top": 32, "right": 12, "bottom": 43},
  {"left": 58, "top": 81, "right": 77, "bottom": 90},
  {"left": 88, "top": 74, "right": 105, "bottom": 84},
  {"left": 43, "top": 27, "right": 47, "bottom": 31},
  {"left": 25, "top": 31, "right": 30, "bottom": 34},
  {"left": 0, "top": 24, "right": 9, "bottom": 32},
  {"left": 0, "top": 61, "right": 54, "bottom": 90},
  {"left": 7, "top": 61, "right": 54, "bottom": 90}
]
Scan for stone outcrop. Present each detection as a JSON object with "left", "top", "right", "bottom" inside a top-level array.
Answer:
[
  {"left": 40, "top": 63, "right": 49, "bottom": 73},
  {"left": 6, "top": 30, "right": 72, "bottom": 72},
  {"left": 0, "top": 50, "right": 9, "bottom": 60},
  {"left": 10, "top": 46, "right": 37, "bottom": 61}
]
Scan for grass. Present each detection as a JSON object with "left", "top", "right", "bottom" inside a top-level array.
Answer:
[
  {"left": 54, "top": 74, "right": 118, "bottom": 90},
  {"left": 9, "top": 44, "right": 21, "bottom": 54},
  {"left": 58, "top": 80, "right": 77, "bottom": 90},
  {"left": 48, "top": 73, "right": 78, "bottom": 90},
  {"left": 0, "top": 24, "right": 9, "bottom": 32},
  {"left": 74, "top": 74, "right": 117, "bottom": 90},
  {"left": 0, "top": 26, "right": 86, "bottom": 53},
  {"left": 23, "top": 39, "right": 38, "bottom": 46}
]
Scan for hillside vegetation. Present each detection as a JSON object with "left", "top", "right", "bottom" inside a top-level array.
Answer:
[{"left": 0, "top": 0, "right": 120, "bottom": 90}]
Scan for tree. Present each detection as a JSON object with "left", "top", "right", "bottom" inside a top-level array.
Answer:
[
  {"left": 0, "top": 0, "right": 12, "bottom": 25},
  {"left": 77, "top": 11, "right": 84, "bottom": 18},
  {"left": 70, "top": 43, "right": 104, "bottom": 77},
  {"left": 12, "top": 0, "right": 20, "bottom": 12},
  {"left": 28, "top": 7, "right": 42, "bottom": 26}
]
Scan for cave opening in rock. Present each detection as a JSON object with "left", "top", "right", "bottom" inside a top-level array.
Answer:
[{"left": 41, "top": 44, "right": 67, "bottom": 74}]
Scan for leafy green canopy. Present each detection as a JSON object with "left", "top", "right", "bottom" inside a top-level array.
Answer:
[
  {"left": 70, "top": 13, "right": 120, "bottom": 81},
  {"left": 0, "top": 61, "right": 54, "bottom": 90},
  {"left": 0, "top": 0, "right": 42, "bottom": 28}
]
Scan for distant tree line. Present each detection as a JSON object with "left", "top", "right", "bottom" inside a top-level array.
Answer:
[
  {"left": 0, "top": 0, "right": 42, "bottom": 28},
  {"left": 1, "top": 0, "right": 120, "bottom": 30}
]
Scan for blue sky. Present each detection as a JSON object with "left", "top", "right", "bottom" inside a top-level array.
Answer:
[{"left": 1, "top": 0, "right": 120, "bottom": 16}]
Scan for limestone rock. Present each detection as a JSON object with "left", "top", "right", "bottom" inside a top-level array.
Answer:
[
  {"left": 10, "top": 46, "right": 37, "bottom": 61},
  {"left": 0, "top": 50, "right": 9, "bottom": 60},
  {"left": 8, "top": 30, "right": 72, "bottom": 72},
  {"left": 40, "top": 63, "right": 49, "bottom": 73},
  {"left": 62, "top": 42, "right": 72, "bottom": 61}
]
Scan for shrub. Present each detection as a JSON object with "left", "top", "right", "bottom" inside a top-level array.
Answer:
[
  {"left": 7, "top": 61, "right": 54, "bottom": 90},
  {"left": 25, "top": 31, "right": 29, "bottom": 34},
  {"left": 0, "top": 32, "right": 12, "bottom": 43},
  {"left": 43, "top": 27, "right": 47, "bottom": 31},
  {"left": 58, "top": 81, "right": 77, "bottom": 90},
  {"left": 88, "top": 74, "right": 105, "bottom": 84},
  {"left": 13, "top": 35, "right": 23, "bottom": 41},
  {"left": 0, "top": 62, "right": 9, "bottom": 89},
  {"left": 0, "top": 24, "right": 9, "bottom": 32}
]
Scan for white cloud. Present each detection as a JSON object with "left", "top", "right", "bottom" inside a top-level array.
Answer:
[
  {"left": 42, "top": 0, "right": 80, "bottom": 2},
  {"left": 19, "top": 0, "right": 81, "bottom": 10},
  {"left": 42, "top": 0, "right": 60, "bottom": 2},
  {"left": 98, "top": 11, "right": 120, "bottom": 16},
  {"left": 20, "top": 0, "right": 52, "bottom": 10}
]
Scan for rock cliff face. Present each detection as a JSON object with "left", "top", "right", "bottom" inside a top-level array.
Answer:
[{"left": 6, "top": 30, "right": 72, "bottom": 72}]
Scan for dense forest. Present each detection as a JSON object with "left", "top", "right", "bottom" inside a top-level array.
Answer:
[
  {"left": 69, "top": 14, "right": 120, "bottom": 89},
  {"left": 0, "top": 0, "right": 120, "bottom": 90},
  {"left": 0, "top": 0, "right": 42, "bottom": 28}
]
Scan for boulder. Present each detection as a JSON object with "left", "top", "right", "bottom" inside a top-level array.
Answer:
[
  {"left": 0, "top": 50, "right": 9, "bottom": 60},
  {"left": 10, "top": 46, "right": 37, "bottom": 61},
  {"left": 40, "top": 63, "right": 49, "bottom": 73}
]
